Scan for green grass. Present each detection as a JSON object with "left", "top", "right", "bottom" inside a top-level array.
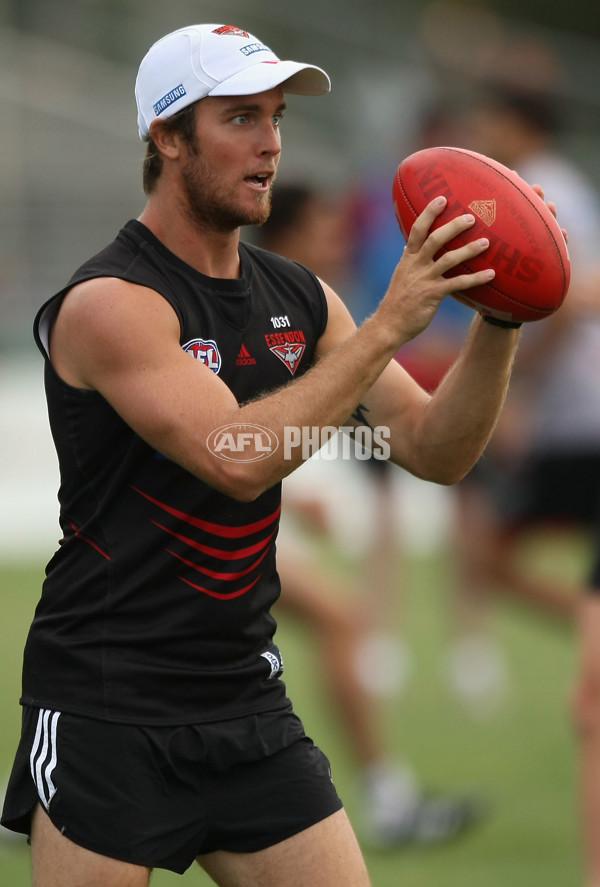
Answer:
[{"left": 0, "top": 546, "right": 581, "bottom": 886}]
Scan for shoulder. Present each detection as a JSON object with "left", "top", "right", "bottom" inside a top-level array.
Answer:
[
  {"left": 58, "top": 277, "right": 180, "bottom": 345},
  {"left": 45, "top": 276, "right": 181, "bottom": 389},
  {"left": 241, "top": 240, "right": 319, "bottom": 283}
]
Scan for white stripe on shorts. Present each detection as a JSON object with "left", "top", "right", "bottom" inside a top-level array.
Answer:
[{"left": 29, "top": 708, "right": 61, "bottom": 810}]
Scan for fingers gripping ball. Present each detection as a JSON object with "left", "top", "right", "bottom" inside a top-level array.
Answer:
[{"left": 393, "top": 146, "right": 570, "bottom": 324}]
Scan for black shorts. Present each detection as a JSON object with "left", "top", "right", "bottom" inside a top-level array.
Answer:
[
  {"left": 466, "top": 451, "right": 600, "bottom": 530},
  {"left": 1, "top": 705, "right": 343, "bottom": 874}
]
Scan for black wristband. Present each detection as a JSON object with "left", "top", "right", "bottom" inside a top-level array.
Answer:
[{"left": 481, "top": 314, "right": 522, "bottom": 330}]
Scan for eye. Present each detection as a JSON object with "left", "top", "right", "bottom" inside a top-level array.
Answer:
[
  {"left": 231, "top": 114, "right": 249, "bottom": 125},
  {"left": 272, "top": 111, "right": 285, "bottom": 127}
]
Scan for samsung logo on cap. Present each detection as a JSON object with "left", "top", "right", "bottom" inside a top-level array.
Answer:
[
  {"left": 240, "top": 42, "right": 269, "bottom": 56},
  {"left": 153, "top": 84, "right": 187, "bottom": 116}
]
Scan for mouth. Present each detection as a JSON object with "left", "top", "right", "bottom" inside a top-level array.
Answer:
[{"left": 244, "top": 173, "right": 272, "bottom": 191}]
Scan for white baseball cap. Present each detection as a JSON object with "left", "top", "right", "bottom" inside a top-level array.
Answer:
[{"left": 135, "top": 24, "right": 331, "bottom": 140}]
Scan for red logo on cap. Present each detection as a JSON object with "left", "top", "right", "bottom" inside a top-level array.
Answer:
[{"left": 212, "top": 25, "right": 249, "bottom": 37}]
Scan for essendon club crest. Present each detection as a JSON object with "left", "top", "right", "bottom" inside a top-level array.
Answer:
[
  {"left": 269, "top": 342, "right": 306, "bottom": 375},
  {"left": 212, "top": 25, "right": 249, "bottom": 37}
]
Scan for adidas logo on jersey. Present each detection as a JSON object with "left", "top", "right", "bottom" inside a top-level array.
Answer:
[{"left": 236, "top": 343, "right": 256, "bottom": 366}]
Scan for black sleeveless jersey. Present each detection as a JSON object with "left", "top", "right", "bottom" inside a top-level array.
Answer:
[{"left": 25, "top": 220, "right": 328, "bottom": 725}]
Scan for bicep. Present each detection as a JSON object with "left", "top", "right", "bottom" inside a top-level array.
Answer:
[{"left": 49, "top": 278, "right": 240, "bottom": 477}]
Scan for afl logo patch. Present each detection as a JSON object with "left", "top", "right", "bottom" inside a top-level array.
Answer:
[{"left": 183, "top": 338, "right": 221, "bottom": 374}]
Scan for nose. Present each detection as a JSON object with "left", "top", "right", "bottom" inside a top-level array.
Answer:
[{"left": 259, "top": 121, "right": 282, "bottom": 159}]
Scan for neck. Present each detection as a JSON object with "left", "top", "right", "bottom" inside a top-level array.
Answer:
[{"left": 138, "top": 199, "right": 242, "bottom": 280}]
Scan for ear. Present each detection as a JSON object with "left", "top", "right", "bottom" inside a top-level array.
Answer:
[{"left": 148, "top": 119, "right": 181, "bottom": 159}]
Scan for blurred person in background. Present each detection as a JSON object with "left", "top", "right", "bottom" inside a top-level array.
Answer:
[
  {"left": 576, "top": 548, "right": 600, "bottom": 887},
  {"left": 454, "top": 85, "right": 600, "bottom": 884},
  {"left": 0, "top": 21, "right": 526, "bottom": 887},
  {"left": 451, "top": 86, "right": 600, "bottom": 627},
  {"left": 351, "top": 101, "right": 511, "bottom": 716},
  {"left": 256, "top": 182, "right": 484, "bottom": 847}
]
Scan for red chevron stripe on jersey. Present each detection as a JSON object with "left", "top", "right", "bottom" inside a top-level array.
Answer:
[
  {"left": 131, "top": 486, "right": 281, "bottom": 535},
  {"left": 131, "top": 485, "right": 279, "bottom": 599}
]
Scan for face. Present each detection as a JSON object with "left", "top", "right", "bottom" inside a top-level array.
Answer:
[{"left": 178, "top": 87, "right": 285, "bottom": 232}]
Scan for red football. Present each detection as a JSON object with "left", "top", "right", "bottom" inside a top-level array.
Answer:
[{"left": 392, "top": 146, "right": 570, "bottom": 323}]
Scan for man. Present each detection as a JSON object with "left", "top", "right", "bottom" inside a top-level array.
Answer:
[{"left": 1, "top": 23, "right": 525, "bottom": 887}]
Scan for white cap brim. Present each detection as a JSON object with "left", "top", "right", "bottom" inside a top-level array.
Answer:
[{"left": 208, "top": 60, "right": 331, "bottom": 97}]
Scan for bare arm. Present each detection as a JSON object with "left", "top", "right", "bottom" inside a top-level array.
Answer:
[
  {"left": 49, "top": 198, "right": 503, "bottom": 501},
  {"left": 341, "top": 306, "right": 519, "bottom": 483}
]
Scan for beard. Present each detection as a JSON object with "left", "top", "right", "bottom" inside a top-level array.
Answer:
[{"left": 180, "top": 146, "right": 273, "bottom": 233}]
